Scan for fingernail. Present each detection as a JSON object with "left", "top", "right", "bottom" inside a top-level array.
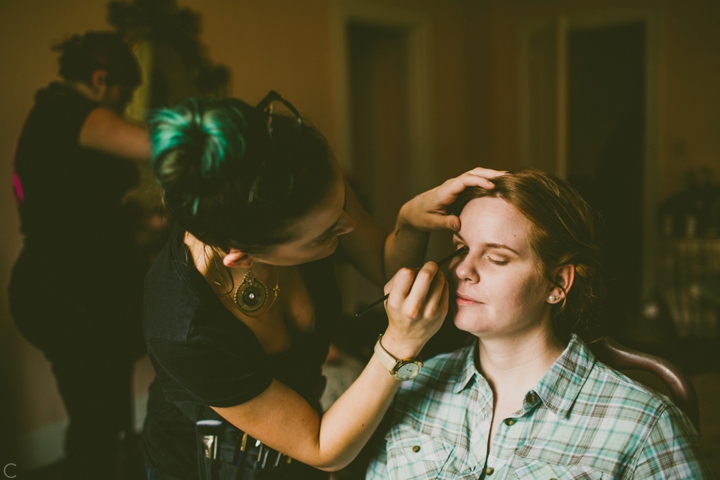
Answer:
[{"left": 451, "top": 220, "right": 459, "bottom": 231}]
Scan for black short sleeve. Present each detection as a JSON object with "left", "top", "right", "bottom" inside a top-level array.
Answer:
[
  {"left": 144, "top": 228, "right": 274, "bottom": 408},
  {"left": 148, "top": 333, "right": 273, "bottom": 407}
]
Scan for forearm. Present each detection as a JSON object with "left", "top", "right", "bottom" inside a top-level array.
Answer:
[
  {"left": 214, "top": 265, "right": 446, "bottom": 471},
  {"left": 313, "top": 353, "right": 402, "bottom": 470},
  {"left": 215, "top": 341, "right": 410, "bottom": 471},
  {"left": 80, "top": 107, "right": 151, "bottom": 161}
]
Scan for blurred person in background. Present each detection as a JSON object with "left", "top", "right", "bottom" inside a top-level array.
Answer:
[{"left": 9, "top": 30, "right": 151, "bottom": 479}]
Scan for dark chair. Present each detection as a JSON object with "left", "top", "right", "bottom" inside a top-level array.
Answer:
[{"left": 589, "top": 335, "right": 700, "bottom": 433}]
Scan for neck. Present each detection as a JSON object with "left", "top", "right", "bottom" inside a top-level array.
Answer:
[
  {"left": 476, "top": 322, "right": 566, "bottom": 392},
  {"left": 184, "top": 232, "right": 274, "bottom": 290},
  {"left": 61, "top": 80, "right": 99, "bottom": 101}
]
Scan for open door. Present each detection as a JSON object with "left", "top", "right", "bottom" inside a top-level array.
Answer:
[{"left": 520, "top": 11, "right": 659, "bottom": 338}]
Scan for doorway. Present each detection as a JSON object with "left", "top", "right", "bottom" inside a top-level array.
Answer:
[
  {"left": 566, "top": 22, "right": 646, "bottom": 335},
  {"left": 348, "top": 23, "right": 410, "bottom": 232},
  {"left": 332, "top": 2, "right": 432, "bottom": 316},
  {"left": 520, "top": 10, "right": 659, "bottom": 338}
]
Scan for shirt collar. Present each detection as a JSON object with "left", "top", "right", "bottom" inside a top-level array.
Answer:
[
  {"left": 454, "top": 340, "right": 482, "bottom": 394},
  {"left": 453, "top": 334, "right": 596, "bottom": 416},
  {"left": 532, "top": 334, "right": 595, "bottom": 417}
]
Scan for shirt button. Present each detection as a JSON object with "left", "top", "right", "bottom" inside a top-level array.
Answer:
[
  {"left": 412, "top": 445, "right": 421, "bottom": 453},
  {"left": 526, "top": 392, "right": 538, "bottom": 404},
  {"left": 485, "top": 466, "right": 495, "bottom": 475},
  {"left": 504, "top": 418, "right": 516, "bottom": 426}
]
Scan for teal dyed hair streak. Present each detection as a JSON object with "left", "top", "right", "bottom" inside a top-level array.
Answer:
[{"left": 149, "top": 98, "right": 247, "bottom": 181}]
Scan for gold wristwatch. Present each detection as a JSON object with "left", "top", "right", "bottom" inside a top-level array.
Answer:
[{"left": 374, "top": 334, "right": 423, "bottom": 381}]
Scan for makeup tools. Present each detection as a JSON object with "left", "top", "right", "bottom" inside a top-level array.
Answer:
[{"left": 355, "top": 246, "right": 468, "bottom": 318}]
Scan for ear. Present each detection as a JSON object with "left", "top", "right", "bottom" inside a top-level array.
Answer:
[
  {"left": 90, "top": 69, "right": 108, "bottom": 90},
  {"left": 222, "top": 249, "right": 254, "bottom": 268},
  {"left": 548, "top": 264, "right": 575, "bottom": 303}
]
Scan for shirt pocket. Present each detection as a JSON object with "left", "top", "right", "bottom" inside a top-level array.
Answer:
[
  {"left": 510, "top": 457, "right": 604, "bottom": 480},
  {"left": 384, "top": 424, "right": 475, "bottom": 480}
]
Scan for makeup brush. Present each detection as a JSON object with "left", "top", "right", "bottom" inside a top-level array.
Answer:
[{"left": 355, "top": 246, "right": 468, "bottom": 318}]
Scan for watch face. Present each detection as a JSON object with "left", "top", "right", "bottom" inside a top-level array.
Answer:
[{"left": 396, "top": 362, "right": 421, "bottom": 380}]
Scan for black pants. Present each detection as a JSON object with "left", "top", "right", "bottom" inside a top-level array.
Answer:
[
  {"left": 45, "top": 341, "right": 134, "bottom": 478},
  {"left": 10, "top": 250, "right": 143, "bottom": 479}
]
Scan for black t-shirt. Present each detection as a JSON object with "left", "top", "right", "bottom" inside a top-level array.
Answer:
[
  {"left": 142, "top": 226, "right": 341, "bottom": 479},
  {"left": 13, "top": 82, "right": 140, "bottom": 250},
  {"left": 9, "top": 82, "right": 143, "bottom": 350}
]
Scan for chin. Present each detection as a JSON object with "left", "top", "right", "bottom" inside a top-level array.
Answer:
[
  {"left": 453, "top": 312, "right": 479, "bottom": 334},
  {"left": 453, "top": 310, "right": 494, "bottom": 336}
]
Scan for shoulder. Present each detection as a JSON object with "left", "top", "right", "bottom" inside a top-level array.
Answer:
[
  {"left": 19, "top": 83, "right": 97, "bottom": 144},
  {"left": 143, "top": 228, "right": 262, "bottom": 347},
  {"left": 631, "top": 398, "right": 710, "bottom": 477},
  {"left": 589, "top": 359, "right": 669, "bottom": 402},
  {"left": 143, "top": 228, "right": 216, "bottom": 343},
  {"left": 33, "top": 83, "right": 97, "bottom": 118},
  {"left": 564, "top": 358, "right": 707, "bottom": 476},
  {"left": 584, "top": 359, "right": 672, "bottom": 422},
  {"left": 584, "top": 360, "right": 709, "bottom": 476},
  {"left": 566, "top": 355, "right": 677, "bottom": 450}
]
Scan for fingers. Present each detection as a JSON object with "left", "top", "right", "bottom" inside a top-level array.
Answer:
[
  {"left": 384, "top": 267, "right": 414, "bottom": 297},
  {"left": 403, "top": 262, "right": 439, "bottom": 318},
  {"left": 422, "top": 268, "right": 448, "bottom": 320},
  {"left": 441, "top": 168, "right": 506, "bottom": 197},
  {"left": 467, "top": 166, "right": 507, "bottom": 179},
  {"left": 386, "top": 262, "right": 445, "bottom": 320}
]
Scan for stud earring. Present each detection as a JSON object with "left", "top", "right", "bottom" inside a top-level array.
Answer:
[{"left": 548, "top": 294, "right": 559, "bottom": 302}]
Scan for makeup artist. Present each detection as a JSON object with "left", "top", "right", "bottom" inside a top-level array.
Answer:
[
  {"left": 8, "top": 31, "right": 150, "bottom": 479},
  {"left": 141, "top": 93, "right": 502, "bottom": 480}
]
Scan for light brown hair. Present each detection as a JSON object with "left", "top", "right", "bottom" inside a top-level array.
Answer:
[{"left": 450, "top": 169, "right": 605, "bottom": 340}]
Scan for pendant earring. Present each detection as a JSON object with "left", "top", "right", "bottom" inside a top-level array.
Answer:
[
  {"left": 548, "top": 294, "right": 559, "bottom": 303},
  {"left": 234, "top": 270, "right": 268, "bottom": 316}
]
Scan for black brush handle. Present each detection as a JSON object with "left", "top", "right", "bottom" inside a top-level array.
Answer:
[{"left": 354, "top": 247, "right": 467, "bottom": 318}]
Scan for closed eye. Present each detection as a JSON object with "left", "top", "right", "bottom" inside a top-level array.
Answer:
[
  {"left": 314, "top": 233, "right": 336, "bottom": 247},
  {"left": 487, "top": 256, "right": 509, "bottom": 266}
]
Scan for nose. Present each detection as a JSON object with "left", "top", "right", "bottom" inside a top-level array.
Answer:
[
  {"left": 453, "top": 253, "right": 478, "bottom": 283},
  {"left": 335, "top": 211, "right": 356, "bottom": 236}
]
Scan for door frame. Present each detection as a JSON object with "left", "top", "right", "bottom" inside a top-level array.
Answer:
[
  {"left": 331, "top": 0, "right": 434, "bottom": 195},
  {"left": 519, "top": 5, "right": 663, "bottom": 298}
]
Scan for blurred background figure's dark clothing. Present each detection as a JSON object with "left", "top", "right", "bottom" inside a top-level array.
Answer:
[{"left": 8, "top": 81, "right": 144, "bottom": 479}]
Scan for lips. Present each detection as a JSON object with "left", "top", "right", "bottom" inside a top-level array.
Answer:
[{"left": 455, "top": 292, "right": 481, "bottom": 306}]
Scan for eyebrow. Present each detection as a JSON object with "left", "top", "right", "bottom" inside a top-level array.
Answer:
[
  {"left": 309, "top": 183, "right": 348, "bottom": 244},
  {"left": 453, "top": 232, "right": 520, "bottom": 255}
]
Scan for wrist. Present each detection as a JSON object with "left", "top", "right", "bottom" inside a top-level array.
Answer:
[
  {"left": 396, "top": 201, "right": 418, "bottom": 230},
  {"left": 380, "top": 330, "right": 424, "bottom": 359}
]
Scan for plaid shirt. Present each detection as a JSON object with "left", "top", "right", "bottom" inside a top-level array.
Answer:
[{"left": 366, "top": 335, "right": 711, "bottom": 479}]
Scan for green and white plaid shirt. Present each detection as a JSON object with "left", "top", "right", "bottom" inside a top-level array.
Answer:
[{"left": 366, "top": 335, "right": 711, "bottom": 479}]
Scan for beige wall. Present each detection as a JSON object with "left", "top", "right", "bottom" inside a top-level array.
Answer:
[
  {"left": 465, "top": 0, "right": 720, "bottom": 197},
  {"left": 0, "top": 0, "right": 478, "bottom": 457},
  {"left": 1, "top": 0, "right": 718, "bottom": 463},
  {"left": 664, "top": 0, "right": 720, "bottom": 196}
]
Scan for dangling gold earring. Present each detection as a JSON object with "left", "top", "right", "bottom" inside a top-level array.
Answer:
[{"left": 233, "top": 269, "right": 280, "bottom": 317}]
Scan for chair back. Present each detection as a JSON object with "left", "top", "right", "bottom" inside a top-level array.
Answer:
[{"left": 589, "top": 335, "right": 700, "bottom": 433}]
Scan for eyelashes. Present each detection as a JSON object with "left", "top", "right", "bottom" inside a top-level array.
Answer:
[
  {"left": 452, "top": 244, "right": 509, "bottom": 266},
  {"left": 488, "top": 258, "right": 509, "bottom": 266},
  {"left": 316, "top": 234, "right": 336, "bottom": 247}
]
